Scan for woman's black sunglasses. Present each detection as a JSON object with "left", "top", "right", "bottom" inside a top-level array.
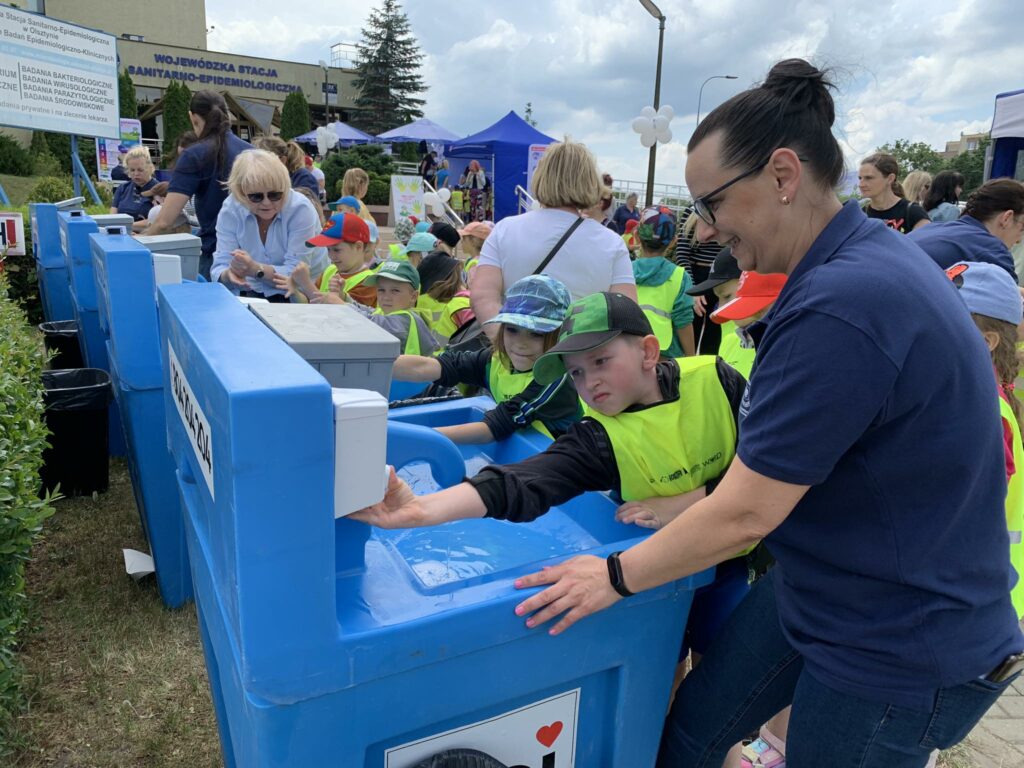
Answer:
[{"left": 246, "top": 191, "right": 284, "bottom": 203}]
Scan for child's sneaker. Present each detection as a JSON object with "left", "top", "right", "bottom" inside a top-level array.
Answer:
[{"left": 740, "top": 737, "right": 785, "bottom": 768}]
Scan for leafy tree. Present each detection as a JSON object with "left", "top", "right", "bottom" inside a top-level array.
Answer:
[
  {"left": 321, "top": 144, "right": 394, "bottom": 202},
  {"left": 118, "top": 70, "right": 138, "bottom": 119},
  {"left": 41, "top": 133, "right": 97, "bottom": 178},
  {"left": 280, "top": 90, "right": 311, "bottom": 141},
  {"left": 29, "top": 131, "right": 49, "bottom": 156},
  {"left": 946, "top": 136, "right": 991, "bottom": 195},
  {"left": 161, "top": 81, "right": 192, "bottom": 163},
  {"left": 351, "top": 0, "right": 426, "bottom": 135},
  {"left": 875, "top": 139, "right": 946, "bottom": 175}
]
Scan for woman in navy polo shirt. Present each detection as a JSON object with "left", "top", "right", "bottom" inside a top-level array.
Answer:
[
  {"left": 109, "top": 146, "right": 157, "bottom": 221},
  {"left": 513, "top": 59, "right": 1023, "bottom": 767},
  {"left": 147, "top": 90, "right": 251, "bottom": 279}
]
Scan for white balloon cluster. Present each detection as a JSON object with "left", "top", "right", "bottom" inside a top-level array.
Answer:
[
  {"left": 315, "top": 125, "right": 339, "bottom": 157},
  {"left": 631, "top": 105, "right": 675, "bottom": 148},
  {"left": 422, "top": 187, "right": 452, "bottom": 217}
]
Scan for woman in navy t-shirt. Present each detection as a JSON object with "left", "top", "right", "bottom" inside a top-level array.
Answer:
[
  {"left": 109, "top": 146, "right": 157, "bottom": 221},
  {"left": 511, "top": 59, "right": 1024, "bottom": 768},
  {"left": 147, "top": 90, "right": 250, "bottom": 279}
]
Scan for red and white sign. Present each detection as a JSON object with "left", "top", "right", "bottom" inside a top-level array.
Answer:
[
  {"left": 384, "top": 688, "right": 579, "bottom": 768},
  {"left": 0, "top": 212, "right": 25, "bottom": 256}
]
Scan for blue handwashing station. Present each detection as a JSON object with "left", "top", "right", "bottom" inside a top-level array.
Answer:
[
  {"left": 30, "top": 197, "right": 83, "bottom": 324},
  {"left": 154, "top": 281, "right": 713, "bottom": 767}
]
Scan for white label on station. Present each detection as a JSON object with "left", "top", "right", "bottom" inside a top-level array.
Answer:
[
  {"left": 168, "top": 341, "right": 214, "bottom": 500},
  {"left": 384, "top": 688, "right": 579, "bottom": 768}
]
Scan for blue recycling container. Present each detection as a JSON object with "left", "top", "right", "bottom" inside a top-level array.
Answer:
[
  {"left": 58, "top": 211, "right": 126, "bottom": 457},
  {"left": 30, "top": 202, "right": 77, "bottom": 322},
  {"left": 91, "top": 233, "right": 192, "bottom": 608},
  {"left": 159, "top": 281, "right": 713, "bottom": 768}
]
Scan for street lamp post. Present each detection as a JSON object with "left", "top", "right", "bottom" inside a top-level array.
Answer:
[
  {"left": 318, "top": 59, "right": 329, "bottom": 124},
  {"left": 696, "top": 74, "right": 738, "bottom": 125},
  {"left": 638, "top": 0, "right": 665, "bottom": 208}
]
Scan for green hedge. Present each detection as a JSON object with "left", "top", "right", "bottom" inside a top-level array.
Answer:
[{"left": 0, "top": 272, "right": 57, "bottom": 749}]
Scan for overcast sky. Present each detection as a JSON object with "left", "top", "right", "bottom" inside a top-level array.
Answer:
[{"left": 207, "top": 0, "right": 1019, "bottom": 194}]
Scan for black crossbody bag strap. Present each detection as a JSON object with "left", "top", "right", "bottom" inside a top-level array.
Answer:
[{"left": 533, "top": 216, "right": 585, "bottom": 275}]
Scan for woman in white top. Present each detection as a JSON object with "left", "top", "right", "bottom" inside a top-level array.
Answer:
[
  {"left": 471, "top": 140, "right": 637, "bottom": 337},
  {"left": 211, "top": 149, "right": 329, "bottom": 300}
]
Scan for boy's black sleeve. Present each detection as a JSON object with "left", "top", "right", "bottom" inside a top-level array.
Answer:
[
  {"left": 466, "top": 419, "right": 619, "bottom": 523},
  {"left": 715, "top": 357, "right": 747, "bottom": 424},
  {"left": 435, "top": 348, "right": 493, "bottom": 389},
  {"left": 482, "top": 375, "right": 582, "bottom": 441}
]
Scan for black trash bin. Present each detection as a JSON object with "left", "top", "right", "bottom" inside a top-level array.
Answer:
[
  {"left": 39, "top": 369, "right": 112, "bottom": 497},
  {"left": 39, "top": 320, "right": 84, "bottom": 370}
]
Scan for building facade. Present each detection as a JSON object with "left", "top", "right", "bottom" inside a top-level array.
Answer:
[{"left": 8, "top": 0, "right": 359, "bottom": 143}]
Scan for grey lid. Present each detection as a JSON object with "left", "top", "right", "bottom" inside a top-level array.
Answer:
[
  {"left": 92, "top": 213, "right": 134, "bottom": 228},
  {"left": 249, "top": 303, "right": 400, "bottom": 361},
  {"left": 135, "top": 233, "right": 202, "bottom": 255}
]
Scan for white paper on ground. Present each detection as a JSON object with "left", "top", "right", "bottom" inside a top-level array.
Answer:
[{"left": 123, "top": 549, "right": 155, "bottom": 581}]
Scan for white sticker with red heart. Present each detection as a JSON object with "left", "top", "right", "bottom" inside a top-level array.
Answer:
[{"left": 384, "top": 688, "right": 579, "bottom": 767}]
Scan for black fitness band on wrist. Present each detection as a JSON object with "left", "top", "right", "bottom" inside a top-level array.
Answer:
[{"left": 607, "top": 551, "right": 634, "bottom": 597}]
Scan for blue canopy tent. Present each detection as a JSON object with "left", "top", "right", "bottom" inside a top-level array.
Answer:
[
  {"left": 989, "top": 89, "right": 1024, "bottom": 181},
  {"left": 377, "top": 117, "right": 461, "bottom": 143},
  {"left": 446, "top": 111, "right": 556, "bottom": 221},
  {"left": 294, "top": 121, "right": 378, "bottom": 147}
]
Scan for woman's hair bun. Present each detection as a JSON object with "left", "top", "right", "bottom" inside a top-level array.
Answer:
[{"left": 762, "top": 59, "right": 836, "bottom": 126}]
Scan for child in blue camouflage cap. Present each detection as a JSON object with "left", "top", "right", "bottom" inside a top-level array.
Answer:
[{"left": 392, "top": 274, "right": 582, "bottom": 443}]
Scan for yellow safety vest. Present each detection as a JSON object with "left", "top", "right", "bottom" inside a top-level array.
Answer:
[
  {"left": 999, "top": 396, "right": 1024, "bottom": 619},
  {"left": 717, "top": 321, "right": 756, "bottom": 380},
  {"left": 373, "top": 308, "right": 421, "bottom": 356},
  {"left": 486, "top": 357, "right": 554, "bottom": 439},
  {"left": 318, "top": 265, "right": 374, "bottom": 295},
  {"left": 436, "top": 296, "right": 472, "bottom": 339},
  {"left": 590, "top": 356, "right": 750, "bottom": 553},
  {"left": 415, "top": 294, "right": 445, "bottom": 328},
  {"left": 389, "top": 243, "right": 403, "bottom": 260},
  {"left": 636, "top": 265, "right": 686, "bottom": 352}
]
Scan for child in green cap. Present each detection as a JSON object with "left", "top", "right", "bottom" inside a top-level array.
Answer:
[{"left": 354, "top": 292, "right": 749, "bottom": 670}]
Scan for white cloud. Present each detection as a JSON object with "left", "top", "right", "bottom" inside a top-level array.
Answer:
[{"left": 206, "top": 0, "right": 1021, "bottom": 192}]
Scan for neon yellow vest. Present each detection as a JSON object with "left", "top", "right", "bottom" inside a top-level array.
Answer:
[
  {"left": 588, "top": 356, "right": 735, "bottom": 500},
  {"left": 999, "top": 396, "right": 1024, "bottom": 619},
  {"left": 318, "top": 265, "right": 374, "bottom": 295},
  {"left": 717, "top": 321, "right": 756, "bottom": 380},
  {"left": 486, "top": 357, "right": 554, "bottom": 439},
  {"left": 589, "top": 356, "right": 750, "bottom": 554},
  {"left": 373, "top": 308, "right": 421, "bottom": 355},
  {"left": 435, "top": 296, "right": 472, "bottom": 339},
  {"left": 636, "top": 265, "right": 686, "bottom": 352},
  {"left": 389, "top": 243, "right": 403, "bottom": 260}
]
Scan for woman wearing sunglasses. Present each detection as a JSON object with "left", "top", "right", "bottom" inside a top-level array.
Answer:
[
  {"left": 509, "top": 58, "right": 1023, "bottom": 767},
  {"left": 211, "top": 149, "right": 330, "bottom": 301}
]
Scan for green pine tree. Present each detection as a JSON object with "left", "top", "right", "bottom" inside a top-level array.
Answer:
[
  {"left": 119, "top": 70, "right": 138, "bottom": 119},
  {"left": 280, "top": 91, "right": 311, "bottom": 141},
  {"left": 161, "top": 81, "right": 192, "bottom": 163},
  {"left": 351, "top": 0, "right": 426, "bottom": 135}
]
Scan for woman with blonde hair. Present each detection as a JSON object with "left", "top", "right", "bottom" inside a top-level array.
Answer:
[
  {"left": 341, "top": 167, "right": 373, "bottom": 221},
  {"left": 210, "top": 149, "right": 329, "bottom": 301},
  {"left": 902, "top": 169, "right": 932, "bottom": 206},
  {"left": 470, "top": 139, "right": 636, "bottom": 336},
  {"left": 253, "top": 135, "right": 320, "bottom": 199},
  {"left": 110, "top": 145, "right": 158, "bottom": 221}
]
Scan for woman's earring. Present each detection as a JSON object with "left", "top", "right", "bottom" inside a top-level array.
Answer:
[{"left": 781, "top": 196, "right": 791, "bottom": 205}]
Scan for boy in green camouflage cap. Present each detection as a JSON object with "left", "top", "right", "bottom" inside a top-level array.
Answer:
[{"left": 354, "top": 290, "right": 744, "bottom": 548}]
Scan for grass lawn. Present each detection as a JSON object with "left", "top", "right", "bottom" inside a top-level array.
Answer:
[
  {"left": 1, "top": 458, "right": 984, "bottom": 767},
  {"left": 0, "top": 174, "right": 43, "bottom": 208},
  {"left": 8, "top": 459, "right": 220, "bottom": 767}
]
